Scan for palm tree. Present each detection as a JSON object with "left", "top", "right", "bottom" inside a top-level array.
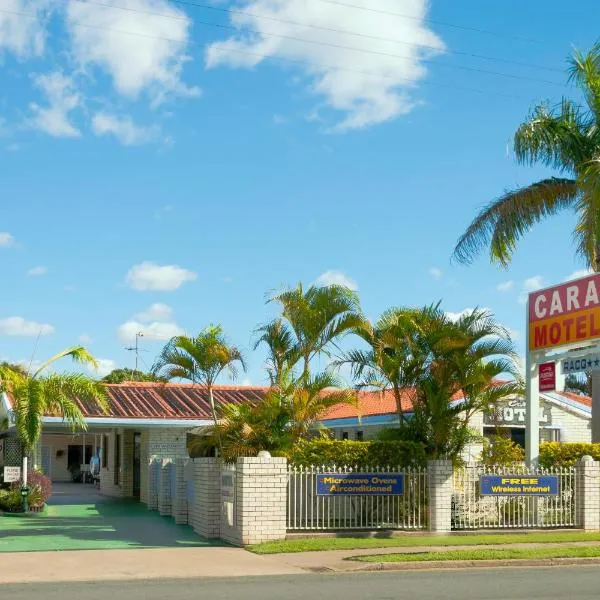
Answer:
[
  {"left": 188, "top": 368, "right": 356, "bottom": 460},
  {"left": 151, "top": 325, "right": 246, "bottom": 450},
  {"left": 253, "top": 320, "right": 296, "bottom": 386},
  {"left": 453, "top": 43, "right": 600, "bottom": 269},
  {"left": 340, "top": 305, "right": 455, "bottom": 425},
  {"left": 267, "top": 283, "right": 367, "bottom": 383},
  {"left": 0, "top": 347, "right": 108, "bottom": 493},
  {"left": 414, "top": 308, "right": 523, "bottom": 458}
]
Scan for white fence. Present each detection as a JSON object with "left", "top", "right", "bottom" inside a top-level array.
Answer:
[
  {"left": 452, "top": 464, "right": 578, "bottom": 530},
  {"left": 287, "top": 465, "right": 427, "bottom": 531}
]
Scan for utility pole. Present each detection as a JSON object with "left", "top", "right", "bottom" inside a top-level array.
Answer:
[{"left": 124, "top": 332, "right": 144, "bottom": 379}]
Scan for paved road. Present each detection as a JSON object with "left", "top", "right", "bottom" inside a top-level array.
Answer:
[{"left": 4, "top": 568, "right": 600, "bottom": 600}]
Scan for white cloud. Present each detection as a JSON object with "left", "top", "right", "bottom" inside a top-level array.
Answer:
[
  {"left": 28, "top": 71, "right": 81, "bottom": 137},
  {"left": 91, "top": 112, "right": 159, "bottom": 145},
  {"left": 118, "top": 319, "right": 184, "bottom": 342},
  {"left": 445, "top": 307, "right": 490, "bottom": 322},
  {"left": 134, "top": 303, "right": 173, "bottom": 323},
  {"left": 428, "top": 267, "right": 442, "bottom": 279},
  {"left": 507, "top": 327, "right": 521, "bottom": 341},
  {"left": 241, "top": 377, "right": 252, "bottom": 386},
  {"left": 316, "top": 270, "right": 358, "bottom": 290},
  {"left": 518, "top": 275, "right": 544, "bottom": 304},
  {"left": 523, "top": 275, "right": 544, "bottom": 292},
  {"left": 0, "top": 232, "right": 15, "bottom": 247},
  {"left": 0, "top": 0, "right": 50, "bottom": 58},
  {"left": 79, "top": 333, "right": 93, "bottom": 344},
  {"left": 65, "top": 0, "right": 200, "bottom": 105},
  {"left": 125, "top": 261, "right": 197, "bottom": 291},
  {"left": 205, "top": 0, "right": 444, "bottom": 130},
  {"left": 26, "top": 265, "right": 47, "bottom": 276},
  {"left": 496, "top": 280, "right": 514, "bottom": 292},
  {"left": 154, "top": 204, "right": 174, "bottom": 219},
  {"left": 87, "top": 358, "right": 118, "bottom": 378},
  {"left": 566, "top": 268, "right": 593, "bottom": 281},
  {"left": 0, "top": 316, "right": 54, "bottom": 336}
]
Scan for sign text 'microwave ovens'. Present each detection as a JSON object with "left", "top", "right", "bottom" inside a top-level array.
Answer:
[{"left": 316, "top": 473, "right": 404, "bottom": 496}]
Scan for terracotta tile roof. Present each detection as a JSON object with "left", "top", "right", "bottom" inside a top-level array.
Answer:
[
  {"left": 319, "top": 388, "right": 465, "bottom": 421},
  {"left": 74, "top": 382, "right": 269, "bottom": 420},
  {"left": 555, "top": 390, "right": 592, "bottom": 408}
]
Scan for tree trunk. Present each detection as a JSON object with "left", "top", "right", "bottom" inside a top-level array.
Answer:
[
  {"left": 208, "top": 387, "right": 223, "bottom": 457},
  {"left": 393, "top": 384, "right": 404, "bottom": 425}
]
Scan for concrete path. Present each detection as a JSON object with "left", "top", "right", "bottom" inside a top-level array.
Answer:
[
  {"left": 0, "top": 547, "right": 305, "bottom": 584},
  {"left": 1, "top": 482, "right": 219, "bottom": 552}
]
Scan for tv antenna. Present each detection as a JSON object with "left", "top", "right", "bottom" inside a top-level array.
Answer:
[{"left": 124, "top": 332, "right": 145, "bottom": 378}]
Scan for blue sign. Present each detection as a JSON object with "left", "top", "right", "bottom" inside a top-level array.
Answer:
[
  {"left": 480, "top": 475, "right": 559, "bottom": 496},
  {"left": 316, "top": 473, "right": 404, "bottom": 496}
]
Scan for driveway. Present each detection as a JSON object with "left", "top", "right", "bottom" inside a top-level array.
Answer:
[{"left": 0, "top": 482, "right": 224, "bottom": 552}]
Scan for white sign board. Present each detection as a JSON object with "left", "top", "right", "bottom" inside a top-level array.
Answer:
[
  {"left": 561, "top": 355, "right": 600, "bottom": 374},
  {"left": 149, "top": 442, "right": 181, "bottom": 454},
  {"left": 3, "top": 466, "right": 21, "bottom": 483}
]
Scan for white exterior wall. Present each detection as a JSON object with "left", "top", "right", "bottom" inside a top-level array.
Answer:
[{"left": 39, "top": 433, "right": 103, "bottom": 482}]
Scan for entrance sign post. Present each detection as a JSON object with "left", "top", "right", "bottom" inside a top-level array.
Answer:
[{"left": 526, "top": 273, "right": 600, "bottom": 464}]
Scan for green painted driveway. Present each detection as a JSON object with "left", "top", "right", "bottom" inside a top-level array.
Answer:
[{"left": 0, "top": 484, "right": 224, "bottom": 553}]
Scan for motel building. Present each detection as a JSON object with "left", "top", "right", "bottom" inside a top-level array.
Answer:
[
  {"left": 318, "top": 385, "right": 593, "bottom": 460},
  {"left": 0, "top": 383, "right": 265, "bottom": 498},
  {"left": 0, "top": 380, "right": 593, "bottom": 496}
]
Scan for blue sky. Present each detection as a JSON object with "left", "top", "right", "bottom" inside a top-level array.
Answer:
[{"left": 0, "top": 0, "right": 597, "bottom": 384}]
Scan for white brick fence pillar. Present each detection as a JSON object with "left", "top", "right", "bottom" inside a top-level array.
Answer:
[
  {"left": 576, "top": 456, "right": 600, "bottom": 531},
  {"left": 159, "top": 460, "right": 173, "bottom": 516},
  {"left": 147, "top": 459, "right": 160, "bottom": 511},
  {"left": 427, "top": 459, "right": 453, "bottom": 533},
  {"left": 221, "top": 455, "right": 287, "bottom": 547},
  {"left": 192, "top": 458, "right": 221, "bottom": 539},
  {"left": 173, "top": 458, "right": 188, "bottom": 525}
]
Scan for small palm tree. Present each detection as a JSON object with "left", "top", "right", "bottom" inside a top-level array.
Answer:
[
  {"left": 453, "top": 43, "right": 600, "bottom": 269},
  {"left": 188, "top": 368, "right": 356, "bottom": 460},
  {"left": 253, "top": 320, "right": 296, "bottom": 386},
  {"left": 267, "top": 283, "right": 367, "bottom": 383},
  {"left": 341, "top": 305, "right": 453, "bottom": 425},
  {"left": 0, "top": 347, "right": 108, "bottom": 489},
  {"left": 151, "top": 325, "right": 246, "bottom": 450}
]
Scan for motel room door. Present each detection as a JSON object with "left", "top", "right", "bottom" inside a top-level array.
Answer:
[{"left": 133, "top": 432, "right": 141, "bottom": 498}]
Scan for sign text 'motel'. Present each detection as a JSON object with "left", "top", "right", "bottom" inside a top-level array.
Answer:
[
  {"left": 480, "top": 475, "right": 559, "bottom": 496},
  {"left": 316, "top": 473, "right": 404, "bottom": 496},
  {"left": 529, "top": 274, "right": 600, "bottom": 350}
]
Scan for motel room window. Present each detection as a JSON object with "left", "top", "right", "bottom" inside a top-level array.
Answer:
[
  {"left": 355, "top": 431, "right": 364, "bottom": 441},
  {"left": 114, "top": 433, "right": 121, "bottom": 485},
  {"left": 102, "top": 435, "right": 109, "bottom": 468}
]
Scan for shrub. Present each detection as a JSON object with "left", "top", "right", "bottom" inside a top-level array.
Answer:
[
  {"left": 0, "top": 470, "right": 53, "bottom": 512},
  {"left": 480, "top": 435, "right": 525, "bottom": 466},
  {"left": 288, "top": 439, "right": 427, "bottom": 468},
  {"left": 539, "top": 442, "right": 600, "bottom": 468},
  {"left": 0, "top": 488, "right": 21, "bottom": 512}
]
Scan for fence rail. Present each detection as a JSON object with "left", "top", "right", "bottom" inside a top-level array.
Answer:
[
  {"left": 452, "top": 464, "right": 578, "bottom": 530},
  {"left": 287, "top": 465, "right": 427, "bottom": 531}
]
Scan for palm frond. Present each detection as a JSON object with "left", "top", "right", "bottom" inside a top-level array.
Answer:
[
  {"left": 33, "top": 346, "right": 99, "bottom": 378},
  {"left": 453, "top": 178, "right": 579, "bottom": 266}
]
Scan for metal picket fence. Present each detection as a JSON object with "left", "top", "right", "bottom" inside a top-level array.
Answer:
[
  {"left": 452, "top": 463, "right": 578, "bottom": 530},
  {"left": 287, "top": 465, "right": 427, "bottom": 531}
]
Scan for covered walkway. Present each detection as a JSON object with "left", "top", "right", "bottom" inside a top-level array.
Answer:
[{"left": 0, "top": 483, "right": 223, "bottom": 553}]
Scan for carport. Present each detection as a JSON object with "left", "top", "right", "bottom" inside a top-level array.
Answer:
[{"left": 0, "top": 482, "right": 223, "bottom": 553}]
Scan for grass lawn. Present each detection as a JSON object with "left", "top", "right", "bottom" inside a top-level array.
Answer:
[
  {"left": 351, "top": 546, "right": 600, "bottom": 563},
  {"left": 248, "top": 531, "right": 600, "bottom": 554}
]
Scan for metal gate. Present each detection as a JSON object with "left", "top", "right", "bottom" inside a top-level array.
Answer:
[
  {"left": 287, "top": 465, "right": 427, "bottom": 531},
  {"left": 452, "top": 464, "right": 578, "bottom": 529}
]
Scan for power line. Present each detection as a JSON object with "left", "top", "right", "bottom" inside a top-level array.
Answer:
[
  {"left": 74, "top": 0, "right": 561, "bottom": 74},
  {"left": 0, "top": 7, "right": 550, "bottom": 102},
  {"left": 317, "top": 0, "right": 545, "bottom": 45},
  {"left": 66, "top": 0, "right": 564, "bottom": 86}
]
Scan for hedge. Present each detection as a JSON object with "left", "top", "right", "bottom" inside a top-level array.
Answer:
[
  {"left": 288, "top": 439, "right": 427, "bottom": 468},
  {"left": 539, "top": 442, "right": 600, "bottom": 468}
]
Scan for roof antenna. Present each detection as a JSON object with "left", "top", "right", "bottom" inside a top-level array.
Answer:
[{"left": 124, "top": 332, "right": 144, "bottom": 380}]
